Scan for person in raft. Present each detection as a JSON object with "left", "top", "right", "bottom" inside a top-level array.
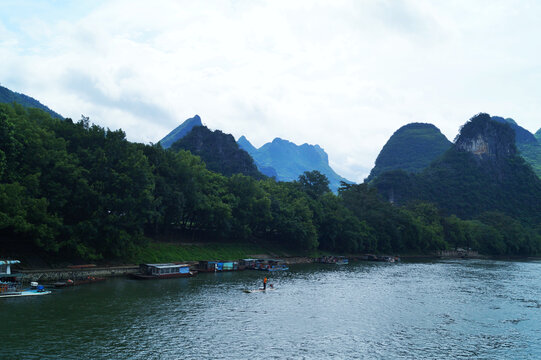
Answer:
[{"left": 263, "top": 277, "right": 268, "bottom": 290}]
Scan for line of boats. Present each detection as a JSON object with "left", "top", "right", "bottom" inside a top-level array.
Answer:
[
  {"left": 130, "top": 258, "right": 289, "bottom": 280},
  {"left": 1, "top": 254, "right": 400, "bottom": 297}
]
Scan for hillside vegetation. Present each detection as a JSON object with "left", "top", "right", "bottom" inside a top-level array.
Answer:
[
  {"left": 366, "top": 123, "right": 452, "bottom": 182},
  {"left": 492, "top": 116, "right": 541, "bottom": 178},
  {"left": 0, "top": 85, "right": 63, "bottom": 119}
]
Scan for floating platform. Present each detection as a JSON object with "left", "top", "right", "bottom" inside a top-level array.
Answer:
[{"left": 243, "top": 287, "right": 276, "bottom": 293}]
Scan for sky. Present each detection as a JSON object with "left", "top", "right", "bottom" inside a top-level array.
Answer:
[{"left": 1, "top": 0, "right": 541, "bottom": 182}]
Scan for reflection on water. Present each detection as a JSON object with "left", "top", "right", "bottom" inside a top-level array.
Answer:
[{"left": 1, "top": 260, "right": 541, "bottom": 359}]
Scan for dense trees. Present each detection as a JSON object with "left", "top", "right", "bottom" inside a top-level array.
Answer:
[{"left": 0, "top": 104, "right": 539, "bottom": 261}]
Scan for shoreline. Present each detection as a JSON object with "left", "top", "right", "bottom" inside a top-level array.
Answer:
[{"left": 13, "top": 253, "right": 532, "bottom": 283}]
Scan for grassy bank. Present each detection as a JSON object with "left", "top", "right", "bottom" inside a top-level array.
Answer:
[{"left": 129, "top": 241, "right": 293, "bottom": 264}]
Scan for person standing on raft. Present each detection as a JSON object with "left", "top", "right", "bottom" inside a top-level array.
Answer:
[{"left": 263, "top": 277, "right": 268, "bottom": 290}]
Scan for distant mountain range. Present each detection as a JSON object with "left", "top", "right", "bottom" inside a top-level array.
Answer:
[
  {"left": 159, "top": 115, "right": 352, "bottom": 191},
  {"left": 0, "top": 85, "right": 63, "bottom": 119},
  {"left": 237, "top": 136, "right": 352, "bottom": 192},
  {"left": 365, "top": 123, "right": 452, "bottom": 182}
]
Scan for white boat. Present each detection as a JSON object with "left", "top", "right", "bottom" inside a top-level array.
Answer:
[{"left": 0, "top": 289, "right": 52, "bottom": 298}]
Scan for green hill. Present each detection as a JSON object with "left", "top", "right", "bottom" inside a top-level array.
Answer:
[
  {"left": 170, "top": 126, "right": 265, "bottom": 179},
  {"left": 238, "top": 136, "right": 352, "bottom": 192},
  {"left": 366, "top": 123, "right": 452, "bottom": 182},
  {"left": 374, "top": 113, "right": 541, "bottom": 226},
  {"left": 0, "top": 84, "right": 62, "bottom": 119}
]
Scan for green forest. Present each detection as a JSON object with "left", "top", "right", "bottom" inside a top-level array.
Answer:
[{"left": 1, "top": 104, "right": 540, "bottom": 262}]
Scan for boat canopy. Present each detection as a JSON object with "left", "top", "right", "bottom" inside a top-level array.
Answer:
[
  {"left": 0, "top": 260, "right": 20, "bottom": 275},
  {"left": 0, "top": 260, "right": 21, "bottom": 265},
  {"left": 144, "top": 263, "right": 189, "bottom": 269}
]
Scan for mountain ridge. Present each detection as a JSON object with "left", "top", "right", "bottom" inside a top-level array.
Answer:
[
  {"left": 0, "top": 85, "right": 63, "bottom": 119},
  {"left": 159, "top": 115, "right": 202, "bottom": 149},
  {"left": 238, "top": 136, "right": 351, "bottom": 192}
]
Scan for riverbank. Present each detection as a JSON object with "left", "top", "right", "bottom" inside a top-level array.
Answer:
[
  {"left": 8, "top": 241, "right": 527, "bottom": 283},
  {"left": 17, "top": 265, "right": 139, "bottom": 283}
]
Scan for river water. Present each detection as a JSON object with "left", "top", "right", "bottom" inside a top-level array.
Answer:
[{"left": 1, "top": 259, "right": 540, "bottom": 359}]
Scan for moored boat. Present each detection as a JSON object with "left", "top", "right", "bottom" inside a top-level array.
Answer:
[
  {"left": 256, "top": 259, "right": 289, "bottom": 272},
  {"left": 131, "top": 263, "right": 196, "bottom": 280},
  {"left": 1, "top": 260, "right": 51, "bottom": 298},
  {"left": 196, "top": 260, "right": 239, "bottom": 272},
  {"left": 239, "top": 258, "right": 258, "bottom": 270}
]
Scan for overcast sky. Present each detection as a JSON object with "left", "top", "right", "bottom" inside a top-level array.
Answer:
[{"left": 1, "top": 0, "right": 541, "bottom": 182}]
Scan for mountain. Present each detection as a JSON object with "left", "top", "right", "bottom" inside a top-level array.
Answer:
[
  {"left": 237, "top": 135, "right": 257, "bottom": 153},
  {"left": 536, "top": 129, "right": 541, "bottom": 142},
  {"left": 373, "top": 113, "right": 541, "bottom": 225},
  {"left": 237, "top": 136, "right": 278, "bottom": 178},
  {"left": 366, "top": 123, "right": 452, "bottom": 182},
  {"left": 238, "top": 136, "right": 351, "bottom": 192},
  {"left": 170, "top": 126, "right": 265, "bottom": 179},
  {"left": 159, "top": 115, "right": 202, "bottom": 149},
  {"left": 0, "top": 84, "right": 62, "bottom": 119},
  {"left": 492, "top": 116, "right": 541, "bottom": 178}
]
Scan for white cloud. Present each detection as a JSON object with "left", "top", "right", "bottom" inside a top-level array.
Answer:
[{"left": 1, "top": 0, "right": 541, "bottom": 182}]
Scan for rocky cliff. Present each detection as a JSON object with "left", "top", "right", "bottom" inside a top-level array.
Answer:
[{"left": 455, "top": 113, "right": 516, "bottom": 161}]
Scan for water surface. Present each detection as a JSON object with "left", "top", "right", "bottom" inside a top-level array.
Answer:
[{"left": 1, "top": 259, "right": 540, "bottom": 359}]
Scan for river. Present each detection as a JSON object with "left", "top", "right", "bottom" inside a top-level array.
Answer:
[{"left": 1, "top": 259, "right": 540, "bottom": 359}]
